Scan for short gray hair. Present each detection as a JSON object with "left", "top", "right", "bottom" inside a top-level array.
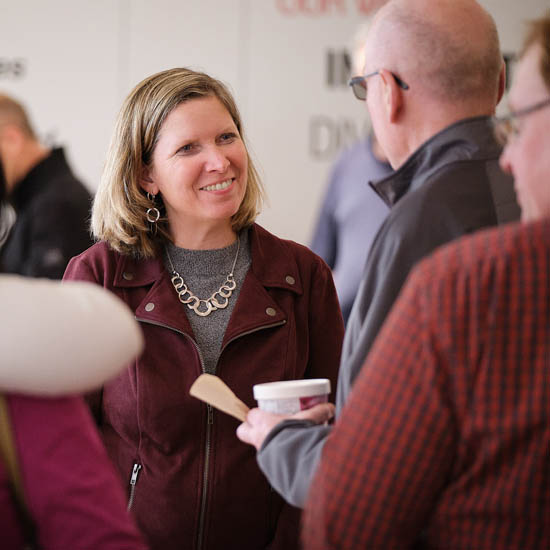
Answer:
[{"left": 375, "top": 1, "right": 502, "bottom": 102}]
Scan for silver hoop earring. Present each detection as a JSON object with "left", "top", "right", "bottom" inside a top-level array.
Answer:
[{"left": 146, "top": 192, "right": 161, "bottom": 224}]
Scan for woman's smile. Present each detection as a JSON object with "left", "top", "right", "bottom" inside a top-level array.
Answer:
[{"left": 200, "top": 177, "right": 235, "bottom": 192}]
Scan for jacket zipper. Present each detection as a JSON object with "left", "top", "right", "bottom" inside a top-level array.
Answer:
[
  {"left": 220, "top": 321, "right": 286, "bottom": 355},
  {"left": 136, "top": 316, "right": 285, "bottom": 550},
  {"left": 136, "top": 317, "right": 211, "bottom": 550},
  {"left": 127, "top": 462, "right": 142, "bottom": 510},
  {"left": 197, "top": 402, "right": 213, "bottom": 550}
]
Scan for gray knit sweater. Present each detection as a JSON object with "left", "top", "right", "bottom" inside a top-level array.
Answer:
[{"left": 163, "top": 229, "right": 251, "bottom": 374}]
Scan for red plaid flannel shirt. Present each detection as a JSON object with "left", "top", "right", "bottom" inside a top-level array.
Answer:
[{"left": 303, "top": 219, "right": 550, "bottom": 549}]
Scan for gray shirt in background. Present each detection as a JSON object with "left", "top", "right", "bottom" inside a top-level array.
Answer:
[{"left": 310, "top": 135, "right": 392, "bottom": 324}]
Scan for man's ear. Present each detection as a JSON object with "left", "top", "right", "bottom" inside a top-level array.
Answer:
[{"left": 379, "top": 69, "right": 403, "bottom": 124}]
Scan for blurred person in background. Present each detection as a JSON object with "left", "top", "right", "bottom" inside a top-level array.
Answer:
[
  {"left": 310, "top": 19, "right": 392, "bottom": 325},
  {"left": 0, "top": 93, "right": 92, "bottom": 278},
  {"left": 63, "top": 67, "right": 343, "bottom": 550},
  {"left": 0, "top": 156, "right": 147, "bottom": 550},
  {"left": 303, "top": 12, "right": 550, "bottom": 548}
]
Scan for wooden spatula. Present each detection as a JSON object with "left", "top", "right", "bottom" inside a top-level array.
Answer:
[{"left": 189, "top": 374, "right": 250, "bottom": 422}]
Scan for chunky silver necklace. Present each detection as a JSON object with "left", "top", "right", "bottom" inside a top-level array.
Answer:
[{"left": 165, "top": 236, "right": 240, "bottom": 318}]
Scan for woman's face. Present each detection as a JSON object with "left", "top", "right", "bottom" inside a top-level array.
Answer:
[{"left": 142, "top": 95, "right": 248, "bottom": 242}]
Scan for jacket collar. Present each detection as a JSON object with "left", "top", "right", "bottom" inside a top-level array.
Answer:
[
  {"left": 111, "top": 224, "right": 303, "bottom": 294},
  {"left": 110, "top": 224, "right": 303, "bottom": 341},
  {"left": 370, "top": 116, "right": 502, "bottom": 207},
  {"left": 248, "top": 224, "right": 303, "bottom": 294}
]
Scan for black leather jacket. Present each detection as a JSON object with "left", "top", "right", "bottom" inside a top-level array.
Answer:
[{"left": 0, "top": 148, "right": 92, "bottom": 278}]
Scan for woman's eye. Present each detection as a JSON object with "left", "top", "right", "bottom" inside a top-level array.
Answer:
[
  {"left": 178, "top": 143, "right": 194, "bottom": 154},
  {"left": 219, "top": 132, "right": 237, "bottom": 143}
]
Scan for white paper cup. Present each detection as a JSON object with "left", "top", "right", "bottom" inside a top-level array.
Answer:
[{"left": 253, "top": 378, "right": 331, "bottom": 415}]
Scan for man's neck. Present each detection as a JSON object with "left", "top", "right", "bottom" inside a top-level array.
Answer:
[
  {"left": 10, "top": 143, "right": 51, "bottom": 192},
  {"left": 396, "top": 103, "right": 494, "bottom": 169},
  {"left": 371, "top": 135, "right": 388, "bottom": 164}
]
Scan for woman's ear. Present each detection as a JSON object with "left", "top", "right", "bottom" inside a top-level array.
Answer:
[
  {"left": 139, "top": 165, "right": 156, "bottom": 194},
  {"left": 379, "top": 69, "right": 403, "bottom": 124}
]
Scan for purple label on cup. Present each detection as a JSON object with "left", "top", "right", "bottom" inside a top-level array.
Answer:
[{"left": 299, "top": 394, "right": 328, "bottom": 410}]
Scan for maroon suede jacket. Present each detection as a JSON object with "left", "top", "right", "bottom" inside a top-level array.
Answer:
[
  {"left": 63, "top": 223, "right": 343, "bottom": 550},
  {"left": 1, "top": 394, "right": 147, "bottom": 550}
]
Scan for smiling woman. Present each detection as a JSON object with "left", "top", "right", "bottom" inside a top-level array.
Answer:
[
  {"left": 62, "top": 67, "right": 344, "bottom": 550},
  {"left": 140, "top": 96, "right": 248, "bottom": 249},
  {"left": 92, "top": 68, "right": 263, "bottom": 258}
]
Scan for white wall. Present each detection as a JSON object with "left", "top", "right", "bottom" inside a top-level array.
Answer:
[{"left": 0, "top": 0, "right": 547, "bottom": 244}]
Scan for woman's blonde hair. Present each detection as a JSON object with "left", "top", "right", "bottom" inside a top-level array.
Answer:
[{"left": 92, "top": 67, "right": 264, "bottom": 258}]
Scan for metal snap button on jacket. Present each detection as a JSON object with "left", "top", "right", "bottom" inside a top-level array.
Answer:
[
  {"left": 265, "top": 307, "right": 276, "bottom": 317},
  {"left": 285, "top": 275, "right": 295, "bottom": 285},
  {"left": 122, "top": 272, "right": 134, "bottom": 281},
  {"left": 145, "top": 302, "right": 155, "bottom": 312}
]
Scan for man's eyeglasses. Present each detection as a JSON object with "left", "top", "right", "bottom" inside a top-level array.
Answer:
[
  {"left": 348, "top": 71, "right": 410, "bottom": 101},
  {"left": 493, "top": 97, "right": 550, "bottom": 146}
]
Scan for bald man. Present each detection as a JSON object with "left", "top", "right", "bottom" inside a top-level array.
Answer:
[
  {"left": 237, "top": 0, "right": 519, "bottom": 507},
  {"left": 0, "top": 94, "right": 92, "bottom": 278}
]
